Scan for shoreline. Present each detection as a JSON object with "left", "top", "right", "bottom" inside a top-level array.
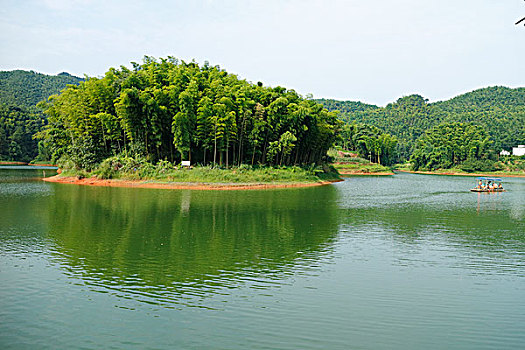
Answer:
[
  {"left": 28, "top": 163, "right": 57, "bottom": 167},
  {"left": 332, "top": 162, "right": 394, "bottom": 176},
  {"left": 43, "top": 175, "right": 343, "bottom": 190},
  {"left": 0, "top": 161, "right": 27, "bottom": 165},
  {"left": 0, "top": 161, "right": 57, "bottom": 167},
  {"left": 396, "top": 170, "right": 525, "bottom": 178},
  {"left": 338, "top": 171, "right": 394, "bottom": 176}
]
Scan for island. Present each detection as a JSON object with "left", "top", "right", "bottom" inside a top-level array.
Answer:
[{"left": 37, "top": 57, "right": 342, "bottom": 189}]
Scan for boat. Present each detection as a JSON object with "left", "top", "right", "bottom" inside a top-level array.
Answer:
[
  {"left": 470, "top": 177, "right": 506, "bottom": 192},
  {"left": 470, "top": 188, "right": 506, "bottom": 192}
]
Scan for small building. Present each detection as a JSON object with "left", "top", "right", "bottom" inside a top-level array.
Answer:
[
  {"left": 500, "top": 150, "right": 511, "bottom": 156},
  {"left": 512, "top": 145, "right": 525, "bottom": 156}
]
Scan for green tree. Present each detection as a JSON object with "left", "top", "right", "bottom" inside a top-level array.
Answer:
[{"left": 410, "top": 122, "right": 493, "bottom": 171}]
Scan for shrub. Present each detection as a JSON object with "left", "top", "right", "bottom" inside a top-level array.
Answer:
[
  {"left": 95, "top": 158, "right": 119, "bottom": 179},
  {"left": 460, "top": 159, "right": 496, "bottom": 173}
]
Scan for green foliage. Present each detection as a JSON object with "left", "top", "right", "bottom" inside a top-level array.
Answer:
[
  {"left": 40, "top": 56, "right": 341, "bottom": 169},
  {"left": 410, "top": 122, "right": 494, "bottom": 171},
  {"left": 318, "top": 87, "right": 525, "bottom": 161},
  {"left": 460, "top": 159, "right": 496, "bottom": 173},
  {"left": 75, "top": 154, "right": 340, "bottom": 183},
  {"left": 0, "top": 70, "right": 83, "bottom": 108},
  {"left": 338, "top": 123, "right": 398, "bottom": 165},
  {"left": 0, "top": 70, "right": 83, "bottom": 161},
  {"left": 315, "top": 99, "right": 379, "bottom": 113},
  {"left": 69, "top": 137, "right": 101, "bottom": 171},
  {"left": 495, "top": 156, "right": 525, "bottom": 173},
  {"left": 333, "top": 162, "right": 392, "bottom": 174},
  {"left": 0, "top": 104, "right": 45, "bottom": 161}
]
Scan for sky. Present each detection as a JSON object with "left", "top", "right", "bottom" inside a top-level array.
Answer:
[{"left": 1, "top": 0, "right": 523, "bottom": 106}]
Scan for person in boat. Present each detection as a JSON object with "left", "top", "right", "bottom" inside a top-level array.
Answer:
[
  {"left": 477, "top": 179, "right": 483, "bottom": 189},
  {"left": 498, "top": 183, "right": 503, "bottom": 190}
]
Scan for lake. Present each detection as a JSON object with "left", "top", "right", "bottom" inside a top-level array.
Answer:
[{"left": 1, "top": 167, "right": 524, "bottom": 349}]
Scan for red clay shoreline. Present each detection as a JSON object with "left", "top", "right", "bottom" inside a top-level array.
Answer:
[
  {"left": 0, "top": 161, "right": 27, "bottom": 165},
  {"left": 338, "top": 171, "right": 394, "bottom": 176},
  {"left": 0, "top": 161, "right": 57, "bottom": 167},
  {"left": 396, "top": 170, "right": 525, "bottom": 178},
  {"left": 43, "top": 175, "right": 343, "bottom": 190},
  {"left": 28, "top": 163, "right": 57, "bottom": 167}
]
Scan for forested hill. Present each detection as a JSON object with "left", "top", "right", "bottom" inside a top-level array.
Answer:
[
  {"left": 0, "top": 70, "right": 83, "bottom": 161},
  {"left": 434, "top": 86, "right": 525, "bottom": 112},
  {"left": 0, "top": 70, "right": 83, "bottom": 108},
  {"left": 317, "top": 86, "right": 525, "bottom": 158},
  {"left": 315, "top": 99, "right": 379, "bottom": 113}
]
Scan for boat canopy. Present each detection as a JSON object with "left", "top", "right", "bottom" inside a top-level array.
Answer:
[{"left": 476, "top": 177, "right": 502, "bottom": 181}]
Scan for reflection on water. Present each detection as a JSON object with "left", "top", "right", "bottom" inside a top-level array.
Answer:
[
  {"left": 1, "top": 168, "right": 524, "bottom": 350},
  {"left": 0, "top": 166, "right": 57, "bottom": 198},
  {"left": 0, "top": 165, "right": 57, "bottom": 181},
  {"left": 47, "top": 185, "right": 340, "bottom": 308},
  {"left": 335, "top": 173, "right": 525, "bottom": 274}
]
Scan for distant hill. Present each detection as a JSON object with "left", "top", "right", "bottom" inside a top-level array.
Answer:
[
  {"left": 434, "top": 86, "right": 525, "bottom": 112},
  {"left": 315, "top": 99, "right": 379, "bottom": 114},
  {"left": 317, "top": 86, "right": 525, "bottom": 159},
  {"left": 0, "top": 70, "right": 83, "bottom": 161},
  {"left": 0, "top": 70, "right": 83, "bottom": 108}
]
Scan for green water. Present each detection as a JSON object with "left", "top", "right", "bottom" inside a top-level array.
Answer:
[{"left": 1, "top": 167, "right": 524, "bottom": 349}]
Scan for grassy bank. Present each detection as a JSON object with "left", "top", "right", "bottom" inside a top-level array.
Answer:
[
  {"left": 57, "top": 156, "right": 341, "bottom": 184},
  {"left": 333, "top": 162, "right": 393, "bottom": 175},
  {"left": 394, "top": 158, "right": 525, "bottom": 177},
  {"left": 327, "top": 149, "right": 394, "bottom": 175},
  {"left": 397, "top": 168, "right": 525, "bottom": 178},
  {"left": 332, "top": 158, "right": 393, "bottom": 175}
]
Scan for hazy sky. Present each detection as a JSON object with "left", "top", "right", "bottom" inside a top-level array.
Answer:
[{"left": 1, "top": 0, "right": 523, "bottom": 105}]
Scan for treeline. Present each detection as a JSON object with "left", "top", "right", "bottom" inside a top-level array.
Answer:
[
  {"left": 3, "top": 66, "right": 523, "bottom": 173},
  {"left": 338, "top": 123, "right": 398, "bottom": 166},
  {"left": 316, "top": 98, "right": 378, "bottom": 114},
  {"left": 39, "top": 57, "right": 340, "bottom": 169},
  {"left": 433, "top": 87, "right": 525, "bottom": 153},
  {"left": 411, "top": 122, "right": 495, "bottom": 171},
  {"left": 0, "top": 70, "right": 83, "bottom": 161},
  {"left": 318, "top": 87, "right": 525, "bottom": 161},
  {"left": 0, "top": 70, "right": 83, "bottom": 108},
  {"left": 0, "top": 104, "right": 45, "bottom": 161}
]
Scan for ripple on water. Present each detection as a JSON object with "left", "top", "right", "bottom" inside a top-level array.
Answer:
[{"left": 1, "top": 171, "right": 524, "bottom": 349}]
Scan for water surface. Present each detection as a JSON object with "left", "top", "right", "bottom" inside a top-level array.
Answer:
[{"left": 1, "top": 168, "right": 524, "bottom": 349}]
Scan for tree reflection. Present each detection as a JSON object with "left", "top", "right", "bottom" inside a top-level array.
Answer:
[{"left": 46, "top": 185, "right": 339, "bottom": 307}]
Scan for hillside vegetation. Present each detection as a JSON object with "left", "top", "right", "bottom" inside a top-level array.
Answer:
[
  {"left": 0, "top": 70, "right": 83, "bottom": 108},
  {"left": 0, "top": 70, "right": 83, "bottom": 161},
  {"left": 318, "top": 87, "right": 525, "bottom": 161}
]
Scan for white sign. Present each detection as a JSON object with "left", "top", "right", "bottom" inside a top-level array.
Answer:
[{"left": 181, "top": 161, "right": 191, "bottom": 167}]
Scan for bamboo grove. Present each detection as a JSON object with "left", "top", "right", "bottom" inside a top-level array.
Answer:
[
  {"left": 38, "top": 57, "right": 340, "bottom": 169},
  {"left": 338, "top": 124, "right": 398, "bottom": 166},
  {"left": 410, "top": 122, "right": 495, "bottom": 171}
]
